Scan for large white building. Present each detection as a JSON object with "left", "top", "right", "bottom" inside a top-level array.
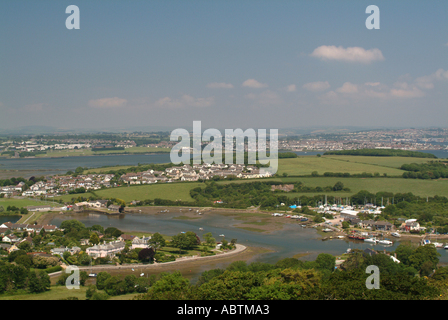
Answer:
[{"left": 86, "top": 241, "right": 125, "bottom": 259}]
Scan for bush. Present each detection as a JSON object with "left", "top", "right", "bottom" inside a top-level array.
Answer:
[{"left": 44, "top": 265, "right": 63, "bottom": 274}]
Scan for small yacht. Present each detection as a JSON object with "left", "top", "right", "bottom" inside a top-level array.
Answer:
[
  {"left": 364, "top": 237, "right": 378, "bottom": 244},
  {"left": 432, "top": 242, "right": 444, "bottom": 248},
  {"left": 378, "top": 239, "right": 393, "bottom": 245},
  {"left": 391, "top": 232, "right": 401, "bottom": 238}
]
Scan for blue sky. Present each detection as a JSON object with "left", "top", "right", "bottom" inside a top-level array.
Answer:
[{"left": 0, "top": 0, "right": 447, "bottom": 132}]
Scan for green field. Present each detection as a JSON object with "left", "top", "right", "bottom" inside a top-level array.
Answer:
[
  {"left": 324, "top": 155, "right": 436, "bottom": 168},
  {"left": 0, "top": 286, "right": 89, "bottom": 300},
  {"left": 48, "top": 155, "right": 448, "bottom": 204},
  {"left": 276, "top": 156, "right": 405, "bottom": 176},
  {"left": 84, "top": 166, "right": 136, "bottom": 174},
  {"left": 93, "top": 182, "right": 202, "bottom": 202},
  {"left": 278, "top": 177, "right": 448, "bottom": 198},
  {"left": 0, "top": 198, "right": 58, "bottom": 209}
]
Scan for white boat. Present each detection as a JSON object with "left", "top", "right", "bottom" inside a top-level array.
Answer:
[
  {"left": 337, "top": 235, "right": 345, "bottom": 239},
  {"left": 219, "top": 234, "right": 225, "bottom": 237},
  {"left": 364, "top": 237, "right": 378, "bottom": 244},
  {"left": 433, "top": 242, "right": 444, "bottom": 248},
  {"left": 322, "top": 228, "right": 333, "bottom": 232},
  {"left": 444, "top": 245, "right": 448, "bottom": 250},
  {"left": 391, "top": 232, "right": 401, "bottom": 238},
  {"left": 378, "top": 239, "right": 393, "bottom": 245}
]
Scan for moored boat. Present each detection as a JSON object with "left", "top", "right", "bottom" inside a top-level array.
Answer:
[
  {"left": 433, "top": 242, "right": 444, "bottom": 248},
  {"left": 378, "top": 239, "right": 393, "bottom": 245},
  {"left": 348, "top": 234, "right": 365, "bottom": 240},
  {"left": 364, "top": 237, "right": 378, "bottom": 244}
]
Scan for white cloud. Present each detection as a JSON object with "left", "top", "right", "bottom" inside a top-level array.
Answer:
[
  {"left": 310, "top": 45, "right": 385, "bottom": 64},
  {"left": 302, "top": 81, "right": 330, "bottom": 92},
  {"left": 286, "top": 84, "right": 296, "bottom": 92},
  {"left": 155, "top": 95, "right": 214, "bottom": 109},
  {"left": 207, "top": 82, "right": 234, "bottom": 89},
  {"left": 390, "top": 82, "right": 425, "bottom": 98},
  {"left": 412, "top": 69, "right": 448, "bottom": 90},
  {"left": 242, "top": 79, "right": 268, "bottom": 88},
  {"left": 365, "top": 82, "right": 381, "bottom": 87},
  {"left": 435, "top": 68, "right": 448, "bottom": 80},
  {"left": 336, "top": 82, "right": 358, "bottom": 94},
  {"left": 89, "top": 97, "right": 127, "bottom": 108}
]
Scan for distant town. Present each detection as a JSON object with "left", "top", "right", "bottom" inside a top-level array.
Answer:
[{"left": 0, "top": 128, "right": 446, "bottom": 159}]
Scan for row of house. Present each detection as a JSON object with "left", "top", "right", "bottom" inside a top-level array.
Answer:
[
  {"left": 344, "top": 217, "right": 425, "bottom": 233},
  {"left": 0, "top": 221, "right": 58, "bottom": 235},
  {"left": 344, "top": 217, "right": 394, "bottom": 231},
  {"left": 85, "top": 235, "right": 152, "bottom": 259},
  {"left": 121, "top": 163, "right": 272, "bottom": 185},
  {"left": 22, "top": 174, "right": 115, "bottom": 197}
]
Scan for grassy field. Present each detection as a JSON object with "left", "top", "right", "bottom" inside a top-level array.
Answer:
[
  {"left": 324, "top": 155, "right": 437, "bottom": 168},
  {"left": 93, "top": 182, "right": 202, "bottom": 202},
  {"left": 277, "top": 156, "right": 405, "bottom": 176},
  {"left": 46, "top": 155, "right": 448, "bottom": 203},
  {"left": 0, "top": 198, "right": 58, "bottom": 209},
  {"left": 84, "top": 165, "right": 136, "bottom": 174},
  {"left": 0, "top": 286, "right": 90, "bottom": 300},
  {"left": 278, "top": 177, "right": 448, "bottom": 198}
]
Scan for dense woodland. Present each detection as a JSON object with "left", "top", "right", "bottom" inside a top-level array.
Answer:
[
  {"left": 131, "top": 244, "right": 445, "bottom": 300},
  {"left": 47, "top": 243, "right": 448, "bottom": 300},
  {"left": 401, "top": 161, "right": 448, "bottom": 179}
]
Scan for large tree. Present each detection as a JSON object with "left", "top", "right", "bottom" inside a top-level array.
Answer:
[
  {"left": 148, "top": 233, "right": 166, "bottom": 252},
  {"left": 171, "top": 233, "right": 192, "bottom": 253}
]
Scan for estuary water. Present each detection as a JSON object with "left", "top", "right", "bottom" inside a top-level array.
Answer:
[
  {"left": 0, "top": 151, "right": 319, "bottom": 178},
  {"left": 50, "top": 211, "right": 448, "bottom": 264},
  {"left": 0, "top": 150, "right": 445, "bottom": 178}
]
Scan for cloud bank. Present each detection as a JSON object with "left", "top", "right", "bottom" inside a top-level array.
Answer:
[{"left": 310, "top": 45, "right": 385, "bottom": 64}]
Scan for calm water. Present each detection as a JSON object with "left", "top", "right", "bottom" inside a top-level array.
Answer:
[
  {"left": 50, "top": 211, "right": 448, "bottom": 264},
  {"left": 0, "top": 215, "right": 21, "bottom": 224}
]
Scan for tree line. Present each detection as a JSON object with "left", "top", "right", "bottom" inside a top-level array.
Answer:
[
  {"left": 401, "top": 161, "right": 448, "bottom": 179},
  {"left": 323, "top": 149, "right": 437, "bottom": 158},
  {"left": 130, "top": 245, "right": 444, "bottom": 300}
]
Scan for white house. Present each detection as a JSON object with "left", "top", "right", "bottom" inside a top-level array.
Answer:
[
  {"left": 86, "top": 241, "right": 125, "bottom": 259},
  {"left": 131, "top": 236, "right": 152, "bottom": 250}
]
